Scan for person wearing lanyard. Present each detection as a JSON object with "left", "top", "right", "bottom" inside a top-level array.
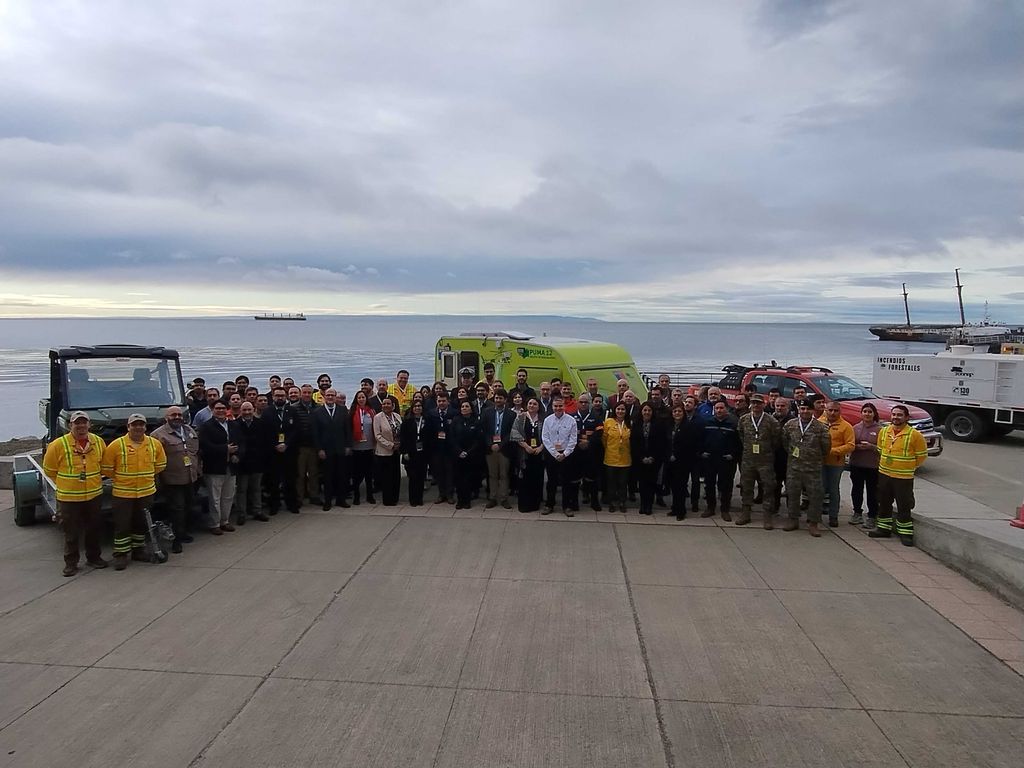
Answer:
[
  {"left": 372, "top": 397, "right": 403, "bottom": 506},
  {"left": 574, "top": 394, "right": 604, "bottom": 512},
  {"left": 152, "top": 406, "right": 201, "bottom": 552},
  {"left": 630, "top": 402, "right": 668, "bottom": 516},
  {"left": 42, "top": 411, "right": 109, "bottom": 576},
  {"left": 737, "top": 394, "right": 782, "bottom": 528},
  {"left": 541, "top": 397, "right": 579, "bottom": 516},
  {"left": 400, "top": 400, "right": 433, "bottom": 506},
  {"left": 511, "top": 397, "right": 545, "bottom": 513},
  {"left": 484, "top": 389, "right": 516, "bottom": 509},
  {"left": 602, "top": 402, "right": 632, "bottom": 513},
  {"left": 260, "top": 386, "right": 300, "bottom": 515},
  {"left": 427, "top": 393, "right": 456, "bottom": 504},
  {"left": 781, "top": 399, "right": 832, "bottom": 537}
]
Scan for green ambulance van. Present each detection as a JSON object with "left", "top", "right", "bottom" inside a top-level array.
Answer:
[{"left": 434, "top": 332, "right": 648, "bottom": 400}]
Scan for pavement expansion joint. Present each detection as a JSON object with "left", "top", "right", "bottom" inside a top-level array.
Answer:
[
  {"left": 184, "top": 515, "right": 405, "bottom": 768},
  {"left": 613, "top": 523, "right": 677, "bottom": 768}
]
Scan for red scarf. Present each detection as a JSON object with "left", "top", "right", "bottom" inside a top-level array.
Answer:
[{"left": 352, "top": 405, "right": 375, "bottom": 442}]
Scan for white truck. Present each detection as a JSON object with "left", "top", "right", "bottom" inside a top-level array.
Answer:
[{"left": 872, "top": 346, "right": 1024, "bottom": 442}]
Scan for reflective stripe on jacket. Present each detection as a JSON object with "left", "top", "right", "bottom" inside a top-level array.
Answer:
[
  {"left": 877, "top": 425, "right": 927, "bottom": 479},
  {"left": 101, "top": 435, "right": 167, "bottom": 498},
  {"left": 42, "top": 433, "right": 107, "bottom": 502}
]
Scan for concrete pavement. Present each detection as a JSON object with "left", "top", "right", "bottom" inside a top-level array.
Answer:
[{"left": 1, "top": 492, "right": 1023, "bottom": 767}]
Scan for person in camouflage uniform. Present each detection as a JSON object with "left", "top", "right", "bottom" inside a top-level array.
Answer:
[
  {"left": 736, "top": 394, "right": 781, "bottom": 528},
  {"left": 781, "top": 399, "right": 831, "bottom": 537}
]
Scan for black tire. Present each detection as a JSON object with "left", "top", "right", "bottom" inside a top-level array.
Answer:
[
  {"left": 14, "top": 503, "right": 37, "bottom": 527},
  {"left": 943, "top": 409, "right": 989, "bottom": 442}
]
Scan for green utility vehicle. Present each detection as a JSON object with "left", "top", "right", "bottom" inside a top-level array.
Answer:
[
  {"left": 435, "top": 332, "right": 648, "bottom": 399},
  {"left": 13, "top": 345, "right": 186, "bottom": 526}
]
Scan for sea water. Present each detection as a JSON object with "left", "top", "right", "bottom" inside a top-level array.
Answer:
[{"left": 0, "top": 316, "right": 941, "bottom": 439}]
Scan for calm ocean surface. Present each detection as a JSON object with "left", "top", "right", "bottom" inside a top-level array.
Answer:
[{"left": 0, "top": 316, "right": 941, "bottom": 439}]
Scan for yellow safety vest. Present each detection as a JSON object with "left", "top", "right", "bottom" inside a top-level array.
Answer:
[
  {"left": 101, "top": 435, "right": 167, "bottom": 498},
  {"left": 42, "top": 433, "right": 107, "bottom": 502},
  {"left": 387, "top": 382, "right": 415, "bottom": 415},
  {"left": 877, "top": 425, "right": 927, "bottom": 479}
]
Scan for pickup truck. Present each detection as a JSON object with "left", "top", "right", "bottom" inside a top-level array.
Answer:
[{"left": 681, "top": 363, "right": 943, "bottom": 456}]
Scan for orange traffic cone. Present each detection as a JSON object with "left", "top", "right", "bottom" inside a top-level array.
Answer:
[{"left": 1012, "top": 499, "right": 1024, "bottom": 529}]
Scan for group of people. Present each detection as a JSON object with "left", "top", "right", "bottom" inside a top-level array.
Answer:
[{"left": 43, "top": 366, "right": 929, "bottom": 576}]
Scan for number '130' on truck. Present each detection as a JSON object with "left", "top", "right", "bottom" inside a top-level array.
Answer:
[{"left": 872, "top": 345, "right": 1024, "bottom": 443}]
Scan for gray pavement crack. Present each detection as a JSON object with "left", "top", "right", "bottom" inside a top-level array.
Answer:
[{"left": 613, "top": 523, "right": 676, "bottom": 768}]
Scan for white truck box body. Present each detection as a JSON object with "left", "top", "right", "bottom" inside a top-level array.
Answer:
[{"left": 874, "top": 351, "right": 1023, "bottom": 409}]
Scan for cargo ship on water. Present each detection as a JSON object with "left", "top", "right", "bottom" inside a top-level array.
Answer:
[{"left": 254, "top": 312, "right": 306, "bottom": 321}]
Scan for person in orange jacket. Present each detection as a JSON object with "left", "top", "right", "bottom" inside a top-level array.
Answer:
[{"left": 820, "top": 401, "right": 855, "bottom": 528}]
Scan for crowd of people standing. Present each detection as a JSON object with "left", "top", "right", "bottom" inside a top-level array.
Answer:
[{"left": 43, "top": 365, "right": 928, "bottom": 576}]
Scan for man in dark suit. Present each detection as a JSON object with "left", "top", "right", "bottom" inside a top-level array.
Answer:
[
  {"left": 427, "top": 392, "right": 458, "bottom": 503},
  {"left": 260, "top": 386, "right": 299, "bottom": 515},
  {"left": 606, "top": 378, "right": 631, "bottom": 411},
  {"left": 234, "top": 400, "right": 271, "bottom": 524},
  {"left": 481, "top": 389, "right": 517, "bottom": 509},
  {"left": 369, "top": 377, "right": 398, "bottom": 413},
  {"left": 313, "top": 388, "right": 352, "bottom": 510}
]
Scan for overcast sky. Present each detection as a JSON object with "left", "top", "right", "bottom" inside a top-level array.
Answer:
[{"left": 0, "top": 0, "right": 1021, "bottom": 322}]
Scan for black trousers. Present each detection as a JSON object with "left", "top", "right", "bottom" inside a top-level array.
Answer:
[
  {"left": 432, "top": 451, "right": 454, "bottom": 501},
  {"left": 519, "top": 454, "right": 544, "bottom": 512},
  {"left": 669, "top": 459, "right": 700, "bottom": 514},
  {"left": 374, "top": 453, "right": 401, "bottom": 506},
  {"left": 849, "top": 465, "right": 879, "bottom": 518},
  {"left": 351, "top": 450, "right": 375, "bottom": 501},
  {"left": 406, "top": 452, "right": 428, "bottom": 505},
  {"left": 455, "top": 454, "right": 477, "bottom": 506},
  {"left": 635, "top": 460, "right": 660, "bottom": 513},
  {"left": 704, "top": 458, "right": 737, "bottom": 511},
  {"left": 266, "top": 451, "right": 298, "bottom": 513},
  {"left": 161, "top": 482, "right": 194, "bottom": 537},
  {"left": 320, "top": 452, "right": 350, "bottom": 506},
  {"left": 545, "top": 453, "right": 579, "bottom": 510}
]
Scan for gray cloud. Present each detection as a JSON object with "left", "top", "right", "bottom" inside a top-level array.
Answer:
[{"left": 0, "top": 0, "right": 1021, "bottom": 321}]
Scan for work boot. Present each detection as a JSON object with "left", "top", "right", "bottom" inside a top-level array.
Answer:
[
  {"left": 735, "top": 510, "right": 751, "bottom": 526},
  {"left": 808, "top": 522, "right": 822, "bottom": 538},
  {"left": 763, "top": 513, "right": 774, "bottom": 530},
  {"left": 868, "top": 529, "right": 891, "bottom": 539},
  {"left": 781, "top": 518, "right": 799, "bottom": 532},
  {"left": 113, "top": 555, "right": 128, "bottom": 571},
  {"left": 899, "top": 535, "right": 915, "bottom": 547},
  {"left": 721, "top": 508, "right": 732, "bottom": 522}
]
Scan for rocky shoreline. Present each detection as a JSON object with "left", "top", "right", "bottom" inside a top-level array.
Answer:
[{"left": 0, "top": 437, "right": 43, "bottom": 457}]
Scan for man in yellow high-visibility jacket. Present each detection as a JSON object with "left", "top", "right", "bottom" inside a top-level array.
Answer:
[
  {"left": 101, "top": 413, "right": 167, "bottom": 570},
  {"left": 869, "top": 404, "right": 927, "bottom": 546},
  {"left": 387, "top": 369, "right": 415, "bottom": 416},
  {"left": 42, "top": 411, "right": 109, "bottom": 576}
]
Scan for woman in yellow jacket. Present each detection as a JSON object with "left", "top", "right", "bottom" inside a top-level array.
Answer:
[{"left": 602, "top": 402, "right": 632, "bottom": 513}]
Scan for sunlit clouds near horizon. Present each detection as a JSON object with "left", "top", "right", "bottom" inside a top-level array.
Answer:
[{"left": 1, "top": 1, "right": 1022, "bottom": 322}]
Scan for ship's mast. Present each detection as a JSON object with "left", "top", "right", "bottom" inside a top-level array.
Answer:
[
  {"left": 955, "top": 268, "right": 966, "bottom": 325},
  {"left": 902, "top": 283, "right": 911, "bottom": 327}
]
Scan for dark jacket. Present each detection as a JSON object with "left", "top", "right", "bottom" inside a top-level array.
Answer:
[
  {"left": 400, "top": 413, "right": 435, "bottom": 459},
  {"left": 313, "top": 404, "right": 352, "bottom": 456},
  {"left": 702, "top": 414, "right": 741, "bottom": 461},
  {"left": 291, "top": 400, "right": 318, "bottom": 448},
  {"left": 630, "top": 418, "right": 669, "bottom": 467},
  {"left": 478, "top": 405, "right": 517, "bottom": 457},
  {"left": 235, "top": 416, "right": 271, "bottom": 474},
  {"left": 669, "top": 413, "right": 705, "bottom": 463},
  {"left": 261, "top": 403, "right": 298, "bottom": 450},
  {"left": 574, "top": 409, "right": 605, "bottom": 462},
  {"left": 450, "top": 414, "right": 483, "bottom": 459},
  {"left": 199, "top": 417, "right": 244, "bottom": 475},
  {"left": 509, "top": 384, "right": 537, "bottom": 404},
  {"left": 426, "top": 406, "right": 459, "bottom": 455}
]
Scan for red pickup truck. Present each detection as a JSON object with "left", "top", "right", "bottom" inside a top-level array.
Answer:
[{"left": 692, "top": 364, "right": 943, "bottom": 456}]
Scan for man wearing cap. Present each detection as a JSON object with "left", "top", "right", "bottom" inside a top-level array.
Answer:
[
  {"left": 781, "top": 399, "right": 831, "bottom": 537},
  {"left": 152, "top": 406, "right": 200, "bottom": 552},
  {"left": 102, "top": 414, "right": 168, "bottom": 569},
  {"left": 736, "top": 394, "right": 781, "bottom": 528},
  {"left": 42, "top": 412, "right": 109, "bottom": 576},
  {"left": 458, "top": 366, "right": 476, "bottom": 393}
]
